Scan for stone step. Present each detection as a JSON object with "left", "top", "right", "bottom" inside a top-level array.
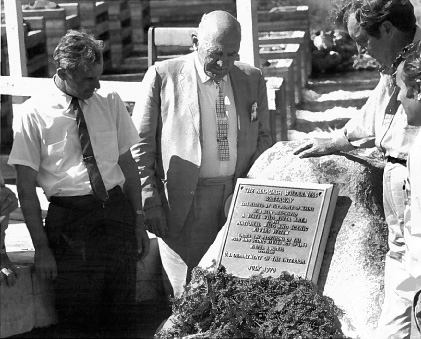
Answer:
[
  {"left": 294, "top": 106, "right": 361, "bottom": 133},
  {"left": 308, "top": 70, "right": 380, "bottom": 94},
  {"left": 298, "top": 88, "right": 370, "bottom": 112}
]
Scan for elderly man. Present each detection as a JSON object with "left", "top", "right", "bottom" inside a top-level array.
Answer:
[
  {"left": 8, "top": 29, "right": 149, "bottom": 337},
  {"left": 294, "top": 1, "right": 421, "bottom": 338},
  {"left": 131, "top": 10, "right": 271, "bottom": 297}
]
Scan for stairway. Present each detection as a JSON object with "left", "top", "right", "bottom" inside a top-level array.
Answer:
[{"left": 289, "top": 69, "right": 380, "bottom": 140}]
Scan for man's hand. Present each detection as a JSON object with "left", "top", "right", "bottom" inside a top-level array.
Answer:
[
  {"left": 135, "top": 215, "right": 150, "bottom": 261},
  {"left": 34, "top": 246, "right": 57, "bottom": 280},
  {"left": 0, "top": 253, "right": 19, "bottom": 287},
  {"left": 0, "top": 186, "right": 19, "bottom": 216},
  {"left": 293, "top": 138, "right": 338, "bottom": 158},
  {"left": 144, "top": 205, "right": 167, "bottom": 238}
]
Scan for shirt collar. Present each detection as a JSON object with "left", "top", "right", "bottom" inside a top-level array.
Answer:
[
  {"left": 193, "top": 51, "right": 227, "bottom": 84},
  {"left": 52, "top": 74, "right": 89, "bottom": 109}
]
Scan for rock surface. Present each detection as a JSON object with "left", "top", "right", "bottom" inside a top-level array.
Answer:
[{"left": 200, "top": 141, "right": 388, "bottom": 339}]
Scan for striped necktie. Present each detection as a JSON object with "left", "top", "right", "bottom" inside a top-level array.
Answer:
[
  {"left": 72, "top": 97, "right": 109, "bottom": 201},
  {"left": 215, "top": 81, "right": 229, "bottom": 161}
]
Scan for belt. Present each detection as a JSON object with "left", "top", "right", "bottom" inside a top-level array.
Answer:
[
  {"left": 197, "top": 175, "right": 234, "bottom": 186},
  {"left": 386, "top": 156, "right": 407, "bottom": 166},
  {"left": 49, "top": 185, "right": 122, "bottom": 207}
]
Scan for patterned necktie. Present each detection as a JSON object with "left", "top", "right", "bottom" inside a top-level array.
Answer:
[
  {"left": 215, "top": 81, "right": 229, "bottom": 161},
  {"left": 72, "top": 97, "right": 109, "bottom": 201}
]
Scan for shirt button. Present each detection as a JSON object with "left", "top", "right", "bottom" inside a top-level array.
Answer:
[{"left": 190, "top": 190, "right": 195, "bottom": 196}]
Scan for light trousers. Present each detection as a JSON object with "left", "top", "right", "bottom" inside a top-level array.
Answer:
[
  {"left": 159, "top": 177, "right": 234, "bottom": 297},
  {"left": 376, "top": 162, "right": 418, "bottom": 339}
]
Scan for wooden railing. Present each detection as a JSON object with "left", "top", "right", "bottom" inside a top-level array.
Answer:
[{"left": 0, "top": 76, "right": 141, "bottom": 103}]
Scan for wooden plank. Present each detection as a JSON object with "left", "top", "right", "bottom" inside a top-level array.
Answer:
[
  {"left": 150, "top": 0, "right": 236, "bottom": 24},
  {"left": 25, "top": 30, "right": 45, "bottom": 50},
  {"left": 259, "top": 30, "right": 310, "bottom": 83},
  {"left": 260, "top": 44, "right": 303, "bottom": 104},
  {"left": 259, "top": 30, "right": 306, "bottom": 43},
  {"left": 237, "top": 0, "right": 259, "bottom": 68},
  {"left": 262, "top": 59, "right": 296, "bottom": 127},
  {"left": 4, "top": 0, "right": 27, "bottom": 77},
  {"left": 22, "top": 16, "right": 45, "bottom": 31},
  {"left": 266, "top": 77, "right": 288, "bottom": 142},
  {"left": 57, "top": 3, "right": 80, "bottom": 17},
  {"left": 257, "top": 6, "right": 312, "bottom": 78},
  {"left": 153, "top": 27, "right": 196, "bottom": 47},
  {"left": 26, "top": 54, "right": 48, "bottom": 76},
  {"left": 0, "top": 76, "right": 141, "bottom": 103}
]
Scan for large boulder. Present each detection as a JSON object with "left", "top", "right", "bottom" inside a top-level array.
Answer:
[{"left": 200, "top": 141, "right": 388, "bottom": 339}]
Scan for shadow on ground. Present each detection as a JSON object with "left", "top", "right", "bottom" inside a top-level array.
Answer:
[{"left": 8, "top": 297, "right": 172, "bottom": 339}]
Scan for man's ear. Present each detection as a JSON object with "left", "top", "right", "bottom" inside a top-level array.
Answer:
[
  {"left": 381, "top": 21, "right": 395, "bottom": 39},
  {"left": 57, "top": 67, "right": 66, "bottom": 80},
  {"left": 191, "top": 33, "right": 198, "bottom": 50}
]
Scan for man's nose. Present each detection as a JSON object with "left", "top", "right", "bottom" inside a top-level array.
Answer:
[{"left": 94, "top": 79, "right": 101, "bottom": 89}]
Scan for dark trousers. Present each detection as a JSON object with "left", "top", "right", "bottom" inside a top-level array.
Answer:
[{"left": 45, "top": 186, "right": 137, "bottom": 337}]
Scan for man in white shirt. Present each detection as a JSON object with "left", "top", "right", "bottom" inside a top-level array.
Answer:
[
  {"left": 8, "top": 29, "right": 149, "bottom": 337},
  {"left": 395, "top": 40, "right": 421, "bottom": 338},
  {"left": 294, "top": 1, "right": 420, "bottom": 338}
]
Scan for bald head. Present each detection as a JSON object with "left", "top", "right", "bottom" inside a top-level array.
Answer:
[
  {"left": 194, "top": 10, "right": 241, "bottom": 81},
  {"left": 198, "top": 10, "right": 241, "bottom": 44}
]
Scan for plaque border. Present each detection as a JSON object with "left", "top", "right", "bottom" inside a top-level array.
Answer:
[{"left": 217, "top": 178, "right": 339, "bottom": 284}]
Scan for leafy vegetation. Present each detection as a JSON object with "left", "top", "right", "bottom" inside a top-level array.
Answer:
[{"left": 157, "top": 267, "right": 349, "bottom": 339}]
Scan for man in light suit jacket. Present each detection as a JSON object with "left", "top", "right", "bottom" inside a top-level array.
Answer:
[{"left": 131, "top": 10, "right": 272, "bottom": 297}]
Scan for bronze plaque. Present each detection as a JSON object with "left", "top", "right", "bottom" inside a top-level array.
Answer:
[{"left": 217, "top": 179, "right": 338, "bottom": 283}]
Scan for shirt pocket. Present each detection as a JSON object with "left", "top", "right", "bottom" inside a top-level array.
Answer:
[
  {"left": 46, "top": 139, "right": 67, "bottom": 169},
  {"left": 93, "top": 130, "right": 119, "bottom": 163}
]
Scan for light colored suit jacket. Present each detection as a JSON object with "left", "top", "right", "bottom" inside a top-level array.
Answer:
[{"left": 132, "top": 52, "right": 272, "bottom": 237}]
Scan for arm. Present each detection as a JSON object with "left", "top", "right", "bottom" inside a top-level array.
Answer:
[
  {"left": 131, "top": 66, "right": 167, "bottom": 237},
  {"left": 0, "top": 185, "right": 19, "bottom": 286},
  {"left": 15, "top": 165, "right": 56, "bottom": 280},
  {"left": 118, "top": 150, "right": 150, "bottom": 260},
  {"left": 293, "top": 75, "right": 386, "bottom": 158},
  {"left": 1, "top": 216, "right": 19, "bottom": 286},
  {"left": 0, "top": 185, "right": 19, "bottom": 216}
]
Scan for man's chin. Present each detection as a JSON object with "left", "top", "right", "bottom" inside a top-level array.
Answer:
[{"left": 206, "top": 72, "right": 228, "bottom": 81}]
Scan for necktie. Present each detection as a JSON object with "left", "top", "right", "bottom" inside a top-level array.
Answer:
[
  {"left": 72, "top": 97, "right": 109, "bottom": 201},
  {"left": 215, "top": 81, "right": 229, "bottom": 161}
]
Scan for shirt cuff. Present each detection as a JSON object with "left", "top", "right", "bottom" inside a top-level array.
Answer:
[{"left": 331, "top": 129, "right": 356, "bottom": 153}]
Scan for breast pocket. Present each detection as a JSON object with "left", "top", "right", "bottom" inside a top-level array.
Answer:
[
  {"left": 47, "top": 139, "right": 67, "bottom": 169},
  {"left": 93, "top": 130, "right": 119, "bottom": 163}
]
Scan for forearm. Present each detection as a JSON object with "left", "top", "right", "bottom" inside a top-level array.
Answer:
[
  {"left": 18, "top": 189, "right": 49, "bottom": 250},
  {"left": 15, "top": 166, "right": 49, "bottom": 251},
  {"left": 119, "top": 151, "right": 143, "bottom": 212},
  {"left": 0, "top": 217, "right": 8, "bottom": 251}
]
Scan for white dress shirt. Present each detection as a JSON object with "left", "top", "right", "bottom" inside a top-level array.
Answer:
[
  {"left": 193, "top": 52, "right": 238, "bottom": 177},
  {"left": 8, "top": 78, "right": 140, "bottom": 199}
]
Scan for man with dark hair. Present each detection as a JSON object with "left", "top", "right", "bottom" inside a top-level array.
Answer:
[
  {"left": 396, "top": 39, "right": 421, "bottom": 338},
  {"left": 294, "top": 1, "right": 420, "bottom": 338},
  {"left": 8, "top": 29, "right": 150, "bottom": 337},
  {"left": 131, "top": 10, "right": 271, "bottom": 298}
]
